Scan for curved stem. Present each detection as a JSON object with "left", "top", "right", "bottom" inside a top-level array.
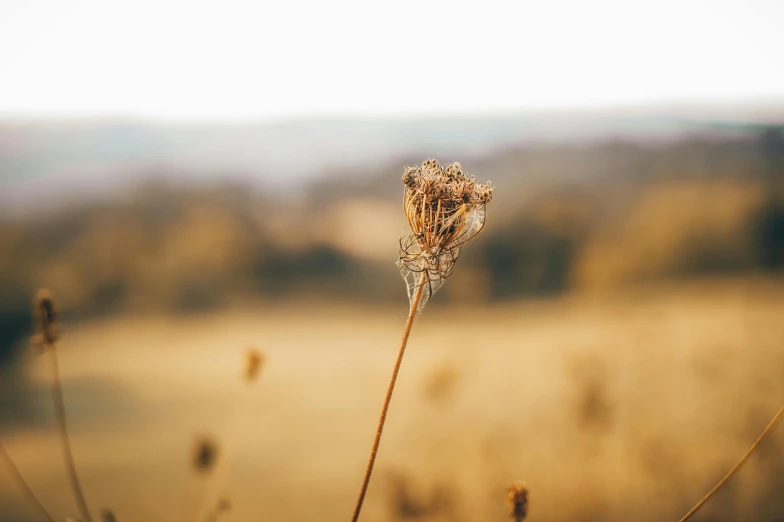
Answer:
[
  {"left": 678, "top": 405, "right": 784, "bottom": 522},
  {"left": 350, "top": 272, "right": 427, "bottom": 522},
  {"left": 0, "top": 440, "right": 55, "bottom": 522},
  {"left": 49, "top": 347, "right": 93, "bottom": 522}
]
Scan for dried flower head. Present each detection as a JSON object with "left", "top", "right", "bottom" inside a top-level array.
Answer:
[
  {"left": 244, "top": 349, "right": 265, "bottom": 383},
  {"left": 398, "top": 159, "right": 493, "bottom": 311},
  {"left": 507, "top": 481, "right": 529, "bottom": 522},
  {"left": 192, "top": 436, "right": 219, "bottom": 474},
  {"left": 34, "top": 289, "right": 60, "bottom": 346},
  {"left": 100, "top": 509, "right": 117, "bottom": 522}
]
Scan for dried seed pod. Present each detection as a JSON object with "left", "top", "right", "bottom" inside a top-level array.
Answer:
[
  {"left": 507, "top": 481, "right": 529, "bottom": 522},
  {"left": 192, "top": 437, "right": 219, "bottom": 474},
  {"left": 34, "top": 289, "right": 60, "bottom": 346},
  {"left": 397, "top": 159, "right": 494, "bottom": 312},
  {"left": 244, "top": 349, "right": 265, "bottom": 383}
]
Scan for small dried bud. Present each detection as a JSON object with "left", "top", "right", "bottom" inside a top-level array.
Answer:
[
  {"left": 476, "top": 183, "right": 494, "bottom": 205},
  {"left": 444, "top": 162, "right": 463, "bottom": 179},
  {"left": 422, "top": 158, "right": 441, "bottom": 172},
  {"left": 34, "top": 289, "right": 60, "bottom": 346},
  {"left": 100, "top": 509, "right": 117, "bottom": 522},
  {"left": 402, "top": 167, "right": 418, "bottom": 188},
  {"left": 507, "top": 481, "right": 528, "bottom": 522},
  {"left": 244, "top": 349, "right": 265, "bottom": 383},
  {"left": 192, "top": 437, "right": 219, "bottom": 474}
]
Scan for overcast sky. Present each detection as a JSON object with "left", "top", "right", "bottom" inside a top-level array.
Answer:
[{"left": 0, "top": 0, "right": 782, "bottom": 120}]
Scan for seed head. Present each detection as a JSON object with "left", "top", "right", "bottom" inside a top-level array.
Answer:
[
  {"left": 398, "top": 159, "right": 493, "bottom": 310},
  {"left": 192, "top": 436, "right": 219, "bottom": 474},
  {"left": 244, "top": 349, "right": 265, "bottom": 383},
  {"left": 34, "top": 289, "right": 60, "bottom": 346},
  {"left": 100, "top": 509, "right": 117, "bottom": 522},
  {"left": 507, "top": 481, "right": 528, "bottom": 522}
]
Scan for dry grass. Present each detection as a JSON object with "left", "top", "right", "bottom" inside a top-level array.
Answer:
[{"left": 1, "top": 277, "right": 782, "bottom": 521}]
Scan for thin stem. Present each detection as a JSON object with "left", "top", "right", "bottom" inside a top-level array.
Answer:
[
  {"left": 0, "top": 440, "right": 55, "bottom": 522},
  {"left": 48, "top": 346, "right": 93, "bottom": 522},
  {"left": 678, "top": 405, "right": 784, "bottom": 522},
  {"left": 351, "top": 272, "right": 428, "bottom": 522}
]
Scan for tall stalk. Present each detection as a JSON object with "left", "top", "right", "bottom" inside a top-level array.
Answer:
[
  {"left": 49, "top": 347, "right": 93, "bottom": 522},
  {"left": 678, "top": 405, "right": 784, "bottom": 522},
  {"left": 350, "top": 160, "right": 493, "bottom": 521},
  {"left": 34, "top": 290, "right": 93, "bottom": 522},
  {"left": 351, "top": 272, "right": 426, "bottom": 522}
]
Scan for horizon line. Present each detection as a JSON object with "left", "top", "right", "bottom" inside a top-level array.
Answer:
[{"left": 1, "top": 98, "right": 784, "bottom": 127}]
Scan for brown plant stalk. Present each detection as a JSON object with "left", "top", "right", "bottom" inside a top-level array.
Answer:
[
  {"left": 35, "top": 289, "right": 94, "bottom": 522},
  {"left": 49, "top": 347, "right": 94, "bottom": 522},
  {"left": 0, "top": 441, "right": 55, "bottom": 522},
  {"left": 179, "top": 436, "right": 220, "bottom": 522},
  {"left": 350, "top": 271, "right": 426, "bottom": 522},
  {"left": 351, "top": 160, "right": 493, "bottom": 522},
  {"left": 677, "top": 405, "right": 784, "bottom": 522}
]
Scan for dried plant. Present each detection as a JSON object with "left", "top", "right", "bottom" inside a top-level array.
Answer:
[
  {"left": 677, "top": 405, "right": 784, "bottom": 522},
  {"left": 192, "top": 437, "right": 220, "bottom": 475},
  {"left": 180, "top": 436, "right": 221, "bottom": 522},
  {"left": 244, "top": 349, "right": 265, "bottom": 383},
  {"left": 398, "top": 160, "right": 493, "bottom": 313},
  {"left": 34, "top": 289, "right": 60, "bottom": 347},
  {"left": 100, "top": 508, "right": 117, "bottom": 522},
  {"left": 351, "top": 160, "right": 493, "bottom": 522},
  {"left": 507, "top": 481, "right": 529, "bottom": 522},
  {"left": 34, "top": 289, "right": 94, "bottom": 522}
]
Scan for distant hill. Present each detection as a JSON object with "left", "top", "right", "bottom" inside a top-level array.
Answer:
[{"left": 2, "top": 104, "right": 781, "bottom": 215}]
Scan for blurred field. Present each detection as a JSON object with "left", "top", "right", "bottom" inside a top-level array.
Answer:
[
  {"left": 2, "top": 2, "right": 784, "bottom": 518},
  {"left": 1, "top": 277, "right": 783, "bottom": 522},
  {"left": 1, "top": 118, "right": 783, "bottom": 522}
]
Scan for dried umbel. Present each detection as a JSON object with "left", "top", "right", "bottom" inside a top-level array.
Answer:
[
  {"left": 507, "top": 481, "right": 529, "bottom": 522},
  {"left": 34, "top": 289, "right": 60, "bottom": 346},
  {"left": 192, "top": 437, "right": 219, "bottom": 474},
  {"left": 244, "top": 349, "right": 265, "bottom": 383},
  {"left": 398, "top": 159, "right": 493, "bottom": 312},
  {"left": 351, "top": 160, "right": 495, "bottom": 522}
]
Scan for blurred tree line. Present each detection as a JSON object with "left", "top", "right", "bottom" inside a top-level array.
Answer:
[{"left": 1, "top": 127, "right": 783, "bottom": 362}]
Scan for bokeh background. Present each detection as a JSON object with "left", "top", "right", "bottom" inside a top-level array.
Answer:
[{"left": 1, "top": 1, "right": 784, "bottom": 521}]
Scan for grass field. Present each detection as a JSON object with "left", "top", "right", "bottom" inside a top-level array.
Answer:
[{"left": 1, "top": 277, "right": 783, "bottom": 522}]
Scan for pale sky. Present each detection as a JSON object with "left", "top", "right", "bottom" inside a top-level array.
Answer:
[{"left": 0, "top": 0, "right": 782, "bottom": 120}]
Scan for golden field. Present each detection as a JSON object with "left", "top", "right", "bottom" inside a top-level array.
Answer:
[{"left": 1, "top": 277, "right": 782, "bottom": 522}]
